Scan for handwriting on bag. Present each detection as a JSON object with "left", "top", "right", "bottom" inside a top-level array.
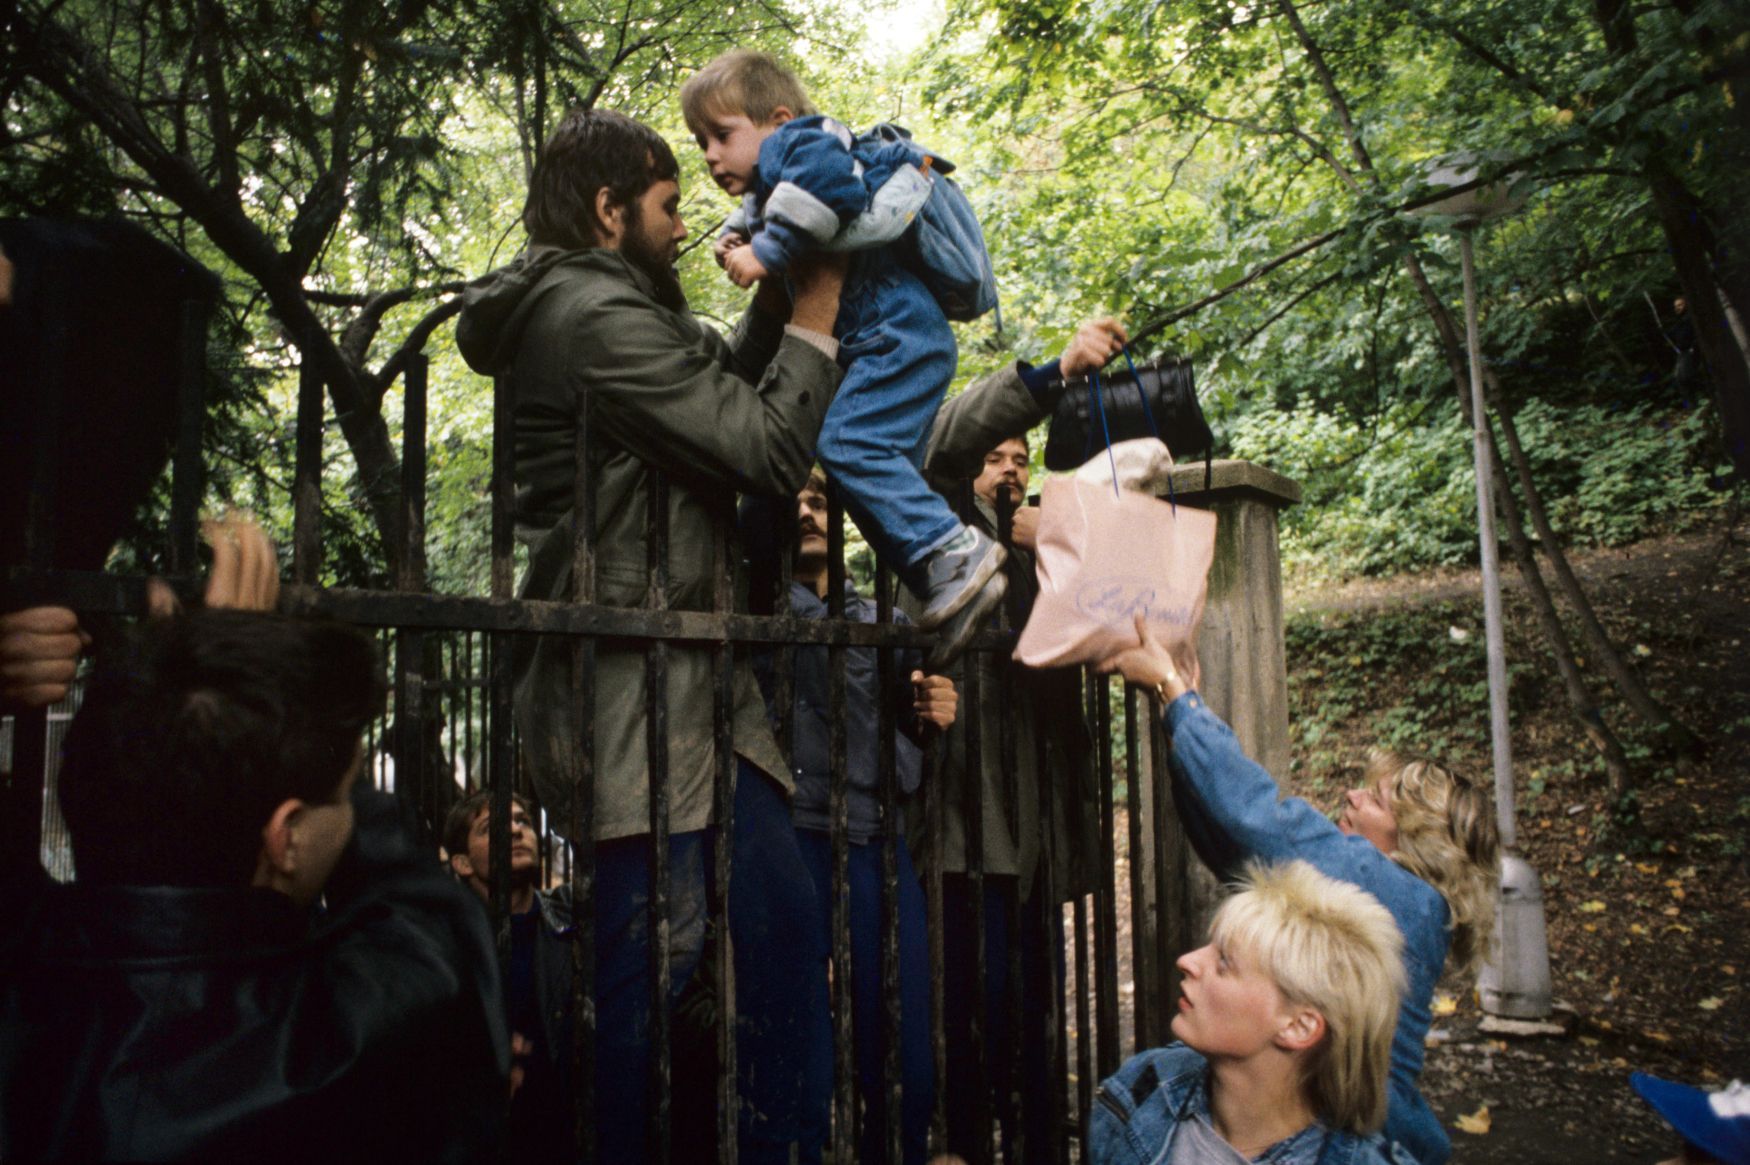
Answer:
[{"left": 1074, "top": 577, "right": 1200, "bottom": 628}]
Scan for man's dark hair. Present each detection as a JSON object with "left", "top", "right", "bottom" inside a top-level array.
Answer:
[
  {"left": 522, "top": 108, "right": 681, "bottom": 251},
  {"left": 57, "top": 611, "right": 385, "bottom": 888},
  {"left": 442, "top": 790, "right": 537, "bottom": 860}
]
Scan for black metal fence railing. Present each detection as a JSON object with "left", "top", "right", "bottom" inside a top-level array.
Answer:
[{"left": 1, "top": 311, "right": 1218, "bottom": 1164}]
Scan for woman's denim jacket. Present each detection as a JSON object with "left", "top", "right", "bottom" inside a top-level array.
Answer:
[
  {"left": 1090, "top": 1044, "right": 1415, "bottom": 1165},
  {"left": 1160, "top": 692, "right": 1453, "bottom": 1164}
]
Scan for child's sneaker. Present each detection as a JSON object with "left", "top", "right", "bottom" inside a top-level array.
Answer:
[
  {"left": 925, "top": 571, "right": 1007, "bottom": 672},
  {"left": 911, "top": 527, "right": 1007, "bottom": 630}
]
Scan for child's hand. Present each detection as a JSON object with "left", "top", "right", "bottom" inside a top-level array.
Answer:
[
  {"left": 723, "top": 245, "right": 769, "bottom": 289},
  {"left": 713, "top": 232, "right": 749, "bottom": 270}
]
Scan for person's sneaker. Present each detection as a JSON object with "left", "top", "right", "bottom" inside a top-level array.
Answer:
[
  {"left": 925, "top": 571, "right": 1008, "bottom": 672},
  {"left": 910, "top": 527, "right": 1008, "bottom": 631}
]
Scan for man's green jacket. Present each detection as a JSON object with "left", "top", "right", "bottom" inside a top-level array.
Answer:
[
  {"left": 917, "top": 365, "right": 1100, "bottom": 901},
  {"left": 458, "top": 246, "right": 841, "bottom": 840}
]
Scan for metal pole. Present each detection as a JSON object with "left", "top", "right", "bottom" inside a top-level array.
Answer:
[
  {"left": 1462, "top": 228, "right": 1554, "bottom": 1021},
  {"left": 1459, "top": 229, "right": 1515, "bottom": 851}
]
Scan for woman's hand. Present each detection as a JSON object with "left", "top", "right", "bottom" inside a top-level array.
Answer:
[{"left": 1098, "top": 612, "right": 1191, "bottom": 702}]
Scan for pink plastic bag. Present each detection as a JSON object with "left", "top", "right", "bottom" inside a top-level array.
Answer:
[{"left": 1014, "top": 475, "right": 1218, "bottom": 670}]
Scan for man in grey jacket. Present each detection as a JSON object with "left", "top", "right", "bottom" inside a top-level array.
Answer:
[{"left": 456, "top": 108, "right": 846, "bottom": 1165}]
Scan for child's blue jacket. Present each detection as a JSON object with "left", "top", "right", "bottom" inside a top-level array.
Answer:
[{"left": 738, "top": 115, "right": 934, "bottom": 274}]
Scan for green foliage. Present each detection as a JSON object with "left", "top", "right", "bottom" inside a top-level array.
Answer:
[
  {"left": 1285, "top": 599, "right": 1536, "bottom": 781},
  {"left": 1229, "top": 392, "right": 1728, "bottom": 583},
  {"left": 6, "top": 0, "right": 1744, "bottom": 593}
]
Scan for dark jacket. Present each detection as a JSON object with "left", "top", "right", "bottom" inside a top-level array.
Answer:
[
  {"left": 456, "top": 246, "right": 842, "bottom": 841},
  {"left": 914, "top": 364, "right": 1099, "bottom": 898},
  {"left": 502, "top": 886, "right": 584, "bottom": 1157},
  {"left": 758, "top": 580, "right": 926, "bottom": 842},
  {"left": 0, "top": 788, "right": 508, "bottom": 1163}
]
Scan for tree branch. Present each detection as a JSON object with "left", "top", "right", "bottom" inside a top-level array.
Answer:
[
  {"left": 372, "top": 295, "right": 465, "bottom": 393},
  {"left": 1129, "top": 225, "right": 1349, "bottom": 347}
]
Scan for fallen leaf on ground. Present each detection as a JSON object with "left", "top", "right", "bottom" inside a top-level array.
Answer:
[
  {"left": 1579, "top": 900, "right": 1606, "bottom": 913},
  {"left": 1432, "top": 993, "right": 1458, "bottom": 1016},
  {"left": 1455, "top": 1105, "right": 1492, "bottom": 1135},
  {"left": 1699, "top": 997, "right": 1723, "bottom": 1011}
]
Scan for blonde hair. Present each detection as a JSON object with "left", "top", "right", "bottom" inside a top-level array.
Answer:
[
  {"left": 1366, "top": 749, "right": 1500, "bottom": 975},
  {"left": 680, "top": 50, "right": 816, "bottom": 136},
  {"left": 1210, "top": 861, "right": 1405, "bottom": 1134}
]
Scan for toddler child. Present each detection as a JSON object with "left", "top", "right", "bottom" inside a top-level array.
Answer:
[{"left": 681, "top": 50, "right": 1007, "bottom": 668}]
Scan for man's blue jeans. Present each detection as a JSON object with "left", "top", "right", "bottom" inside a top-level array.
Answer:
[
  {"left": 594, "top": 761, "right": 821, "bottom": 1164},
  {"left": 817, "top": 252, "right": 963, "bottom": 576},
  {"left": 795, "top": 828, "right": 935, "bottom": 1165},
  {"left": 941, "top": 872, "right": 1065, "bottom": 1165}
]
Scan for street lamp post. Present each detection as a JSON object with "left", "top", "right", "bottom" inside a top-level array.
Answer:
[{"left": 1412, "top": 159, "right": 1552, "bottom": 1021}]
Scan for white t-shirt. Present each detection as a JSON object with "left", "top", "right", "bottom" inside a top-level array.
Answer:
[{"left": 1169, "top": 1113, "right": 1260, "bottom": 1164}]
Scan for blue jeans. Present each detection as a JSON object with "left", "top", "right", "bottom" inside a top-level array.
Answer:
[
  {"left": 596, "top": 762, "right": 821, "bottom": 1164},
  {"left": 795, "top": 828, "right": 935, "bottom": 1165},
  {"left": 722, "top": 764, "right": 827, "bottom": 1164},
  {"left": 942, "top": 873, "right": 1065, "bottom": 1165},
  {"left": 593, "top": 825, "right": 708, "bottom": 1164},
  {"left": 817, "top": 251, "right": 962, "bottom": 575}
]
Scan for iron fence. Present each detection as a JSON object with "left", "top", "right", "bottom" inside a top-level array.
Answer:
[{"left": 0, "top": 299, "right": 1235, "bottom": 1164}]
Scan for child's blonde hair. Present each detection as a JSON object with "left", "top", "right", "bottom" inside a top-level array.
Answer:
[
  {"left": 1210, "top": 861, "right": 1405, "bottom": 1134},
  {"left": 1365, "top": 748, "right": 1500, "bottom": 975},
  {"left": 680, "top": 50, "right": 816, "bottom": 136}
]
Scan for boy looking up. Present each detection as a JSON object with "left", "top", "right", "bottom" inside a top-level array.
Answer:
[{"left": 681, "top": 50, "right": 1008, "bottom": 668}]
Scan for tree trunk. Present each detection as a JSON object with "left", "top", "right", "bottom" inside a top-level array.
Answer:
[
  {"left": 1274, "top": 0, "right": 1642, "bottom": 790},
  {"left": 1646, "top": 166, "right": 1750, "bottom": 481},
  {"left": 1488, "top": 378, "right": 1701, "bottom": 752},
  {"left": 1485, "top": 427, "right": 1637, "bottom": 798}
]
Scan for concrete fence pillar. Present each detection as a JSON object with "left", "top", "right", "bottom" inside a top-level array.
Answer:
[{"left": 1131, "top": 459, "right": 1300, "bottom": 1042}]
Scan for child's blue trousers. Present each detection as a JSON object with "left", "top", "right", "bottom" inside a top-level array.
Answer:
[{"left": 817, "top": 250, "right": 964, "bottom": 577}]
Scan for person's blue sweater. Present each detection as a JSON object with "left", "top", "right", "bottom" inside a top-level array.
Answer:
[
  {"left": 1161, "top": 691, "right": 1454, "bottom": 1165},
  {"left": 753, "top": 581, "right": 926, "bottom": 843}
]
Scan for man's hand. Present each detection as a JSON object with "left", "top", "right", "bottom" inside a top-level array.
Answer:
[
  {"left": 1009, "top": 504, "right": 1040, "bottom": 553},
  {"left": 787, "top": 252, "right": 848, "bottom": 335},
  {"left": 1059, "top": 317, "right": 1129, "bottom": 379},
  {"left": 723, "top": 245, "right": 770, "bottom": 290},
  {"left": 2, "top": 516, "right": 279, "bottom": 713},
  {"left": 911, "top": 670, "right": 958, "bottom": 730},
  {"left": 201, "top": 515, "right": 281, "bottom": 611},
  {"left": 146, "top": 513, "right": 282, "bottom": 618},
  {"left": 713, "top": 232, "right": 749, "bottom": 270},
  {"left": 0, "top": 607, "right": 87, "bottom": 710},
  {"left": 508, "top": 1032, "right": 533, "bottom": 1100}
]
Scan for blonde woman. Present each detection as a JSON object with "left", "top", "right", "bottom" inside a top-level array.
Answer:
[
  {"left": 1100, "top": 615, "right": 1498, "bottom": 1165},
  {"left": 1092, "top": 861, "right": 1415, "bottom": 1164}
]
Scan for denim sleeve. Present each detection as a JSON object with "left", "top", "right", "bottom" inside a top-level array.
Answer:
[
  {"left": 751, "top": 120, "right": 870, "bottom": 274},
  {"left": 760, "top": 120, "right": 869, "bottom": 222},
  {"left": 750, "top": 219, "right": 810, "bottom": 276},
  {"left": 1161, "top": 692, "right": 1356, "bottom": 882}
]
